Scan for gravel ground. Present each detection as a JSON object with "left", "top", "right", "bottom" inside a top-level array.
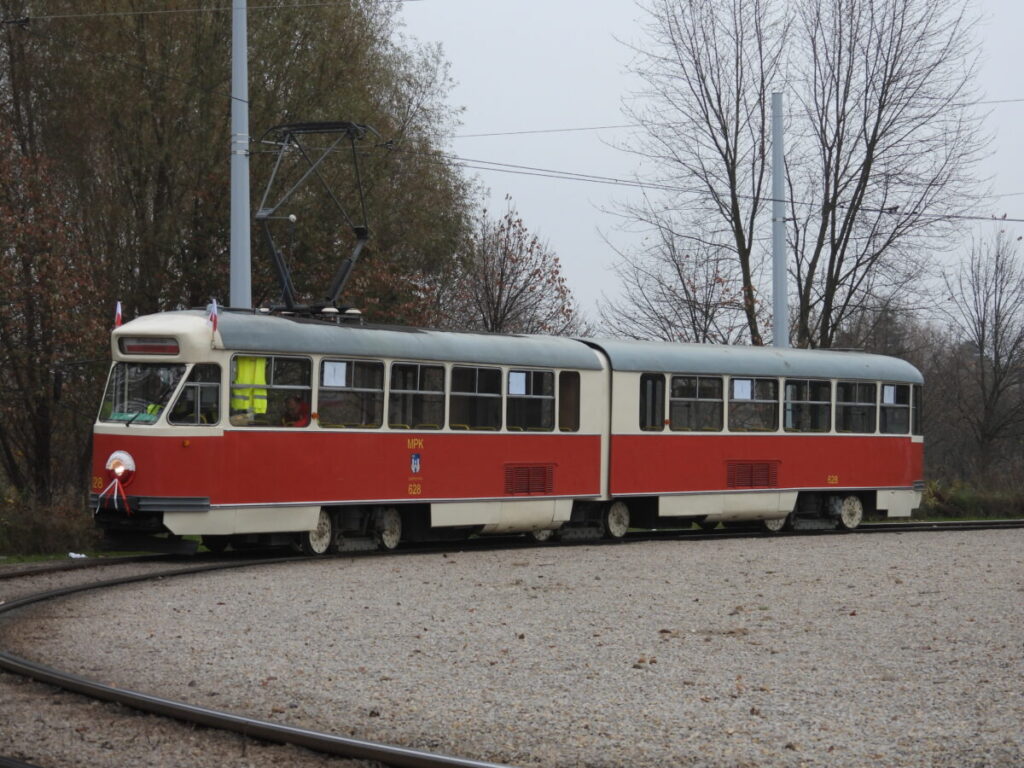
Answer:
[
  {"left": 0, "top": 562, "right": 372, "bottom": 768},
  {"left": 2, "top": 530, "right": 1023, "bottom": 767}
]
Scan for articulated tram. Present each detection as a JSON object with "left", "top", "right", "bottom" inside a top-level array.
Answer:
[{"left": 91, "top": 309, "right": 923, "bottom": 553}]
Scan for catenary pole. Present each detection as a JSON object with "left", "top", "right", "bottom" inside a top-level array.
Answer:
[
  {"left": 229, "top": 0, "right": 252, "bottom": 309},
  {"left": 771, "top": 92, "right": 787, "bottom": 348}
]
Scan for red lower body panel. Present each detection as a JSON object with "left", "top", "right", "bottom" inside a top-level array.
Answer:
[
  {"left": 92, "top": 431, "right": 602, "bottom": 506},
  {"left": 609, "top": 433, "right": 922, "bottom": 495}
]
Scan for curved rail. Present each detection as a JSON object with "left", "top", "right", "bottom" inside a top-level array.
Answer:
[
  {"left": 858, "top": 518, "right": 1024, "bottom": 533},
  {"left": 0, "top": 552, "right": 177, "bottom": 581},
  {"left": 0, "top": 560, "right": 514, "bottom": 768},
  {"left": 625, "top": 517, "right": 1024, "bottom": 543},
  {"left": 0, "top": 756, "right": 47, "bottom": 768},
  {"left": 3, "top": 518, "right": 1022, "bottom": 580}
]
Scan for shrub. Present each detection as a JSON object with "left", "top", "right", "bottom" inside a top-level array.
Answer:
[
  {"left": 0, "top": 490, "right": 100, "bottom": 556},
  {"left": 917, "top": 479, "right": 1024, "bottom": 520}
]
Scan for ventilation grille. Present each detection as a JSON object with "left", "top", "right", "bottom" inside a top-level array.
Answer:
[
  {"left": 505, "top": 464, "right": 554, "bottom": 495},
  {"left": 726, "top": 461, "right": 779, "bottom": 488}
]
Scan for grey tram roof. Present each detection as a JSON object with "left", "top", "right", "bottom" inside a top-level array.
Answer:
[
  {"left": 585, "top": 338, "right": 923, "bottom": 383},
  {"left": 191, "top": 310, "right": 606, "bottom": 370},
  {"left": 129, "top": 310, "right": 923, "bottom": 382}
]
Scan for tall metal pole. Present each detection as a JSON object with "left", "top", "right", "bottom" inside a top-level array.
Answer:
[
  {"left": 771, "top": 92, "right": 787, "bottom": 348},
  {"left": 229, "top": 0, "right": 252, "bottom": 309}
]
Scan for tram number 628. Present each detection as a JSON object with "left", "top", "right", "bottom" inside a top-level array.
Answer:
[
  {"left": 826, "top": 474, "right": 839, "bottom": 485},
  {"left": 407, "top": 482, "right": 422, "bottom": 496}
]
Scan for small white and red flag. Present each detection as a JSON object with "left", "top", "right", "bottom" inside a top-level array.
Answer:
[
  {"left": 208, "top": 298, "right": 219, "bottom": 333},
  {"left": 114, "top": 301, "right": 122, "bottom": 328}
]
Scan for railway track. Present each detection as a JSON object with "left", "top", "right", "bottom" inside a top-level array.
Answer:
[
  {"left": 3, "top": 516, "right": 1019, "bottom": 581},
  {"left": 0, "top": 552, "right": 176, "bottom": 581},
  {"left": 858, "top": 518, "right": 1024, "bottom": 532},
  {"left": 1, "top": 518, "right": 1022, "bottom": 767},
  {"left": 0, "top": 556, "right": 513, "bottom": 768},
  {"left": 632, "top": 516, "right": 1024, "bottom": 542}
]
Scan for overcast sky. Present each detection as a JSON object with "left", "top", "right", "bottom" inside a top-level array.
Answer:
[{"left": 399, "top": 0, "right": 1024, "bottom": 323}]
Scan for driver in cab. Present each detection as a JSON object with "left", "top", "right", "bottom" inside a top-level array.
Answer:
[{"left": 281, "top": 395, "right": 310, "bottom": 427}]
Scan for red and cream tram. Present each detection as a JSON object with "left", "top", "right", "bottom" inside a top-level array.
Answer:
[{"left": 91, "top": 309, "right": 923, "bottom": 552}]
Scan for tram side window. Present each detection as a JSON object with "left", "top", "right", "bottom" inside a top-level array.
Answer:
[
  {"left": 836, "top": 382, "right": 877, "bottom": 433},
  {"left": 558, "top": 371, "right": 581, "bottom": 432},
  {"left": 729, "top": 378, "right": 778, "bottom": 432},
  {"left": 318, "top": 360, "right": 384, "bottom": 428},
  {"left": 669, "top": 375, "right": 723, "bottom": 431},
  {"left": 507, "top": 370, "right": 554, "bottom": 431},
  {"left": 639, "top": 373, "right": 665, "bottom": 431},
  {"left": 784, "top": 379, "right": 831, "bottom": 433},
  {"left": 449, "top": 366, "right": 502, "bottom": 430},
  {"left": 169, "top": 364, "right": 221, "bottom": 425},
  {"left": 388, "top": 363, "right": 444, "bottom": 430},
  {"left": 880, "top": 383, "right": 911, "bottom": 434},
  {"left": 912, "top": 385, "right": 923, "bottom": 435},
  {"left": 230, "top": 356, "right": 311, "bottom": 427}
]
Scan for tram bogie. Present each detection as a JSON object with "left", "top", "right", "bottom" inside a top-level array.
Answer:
[{"left": 90, "top": 309, "right": 924, "bottom": 552}]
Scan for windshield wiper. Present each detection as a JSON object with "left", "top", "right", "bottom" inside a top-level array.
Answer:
[{"left": 124, "top": 384, "right": 173, "bottom": 427}]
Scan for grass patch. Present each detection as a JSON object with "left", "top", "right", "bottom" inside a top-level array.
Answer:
[
  {"left": 916, "top": 481, "right": 1024, "bottom": 521},
  {"left": 0, "top": 553, "right": 89, "bottom": 565}
]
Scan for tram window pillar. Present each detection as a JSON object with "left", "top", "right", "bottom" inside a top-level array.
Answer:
[{"left": 912, "top": 384, "right": 923, "bottom": 435}]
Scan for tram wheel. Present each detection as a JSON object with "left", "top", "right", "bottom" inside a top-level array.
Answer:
[
  {"left": 603, "top": 501, "right": 630, "bottom": 540},
  {"left": 695, "top": 519, "right": 719, "bottom": 531},
  {"left": 300, "top": 509, "right": 334, "bottom": 555},
  {"left": 373, "top": 507, "right": 402, "bottom": 551},
  {"left": 201, "top": 535, "right": 230, "bottom": 554},
  {"left": 761, "top": 514, "right": 791, "bottom": 533},
  {"left": 530, "top": 528, "right": 555, "bottom": 543},
  {"left": 832, "top": 495, "right": 864, "bottom": 531}
]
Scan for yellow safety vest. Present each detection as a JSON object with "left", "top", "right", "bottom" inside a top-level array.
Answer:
[{"left": 231, "top": 357, "right": 268, "bottom": 415}]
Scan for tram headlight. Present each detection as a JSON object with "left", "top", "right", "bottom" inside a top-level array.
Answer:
[{"left": 105, "top": 450, "right": 136, "bottom": 486}]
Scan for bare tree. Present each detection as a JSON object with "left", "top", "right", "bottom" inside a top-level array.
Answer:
[
  {"left": 622, "top": 0, "right": 789, "bottom": 344},
  {"left": 788, "top": 0, "right": 986, "bottom": 348},
  {"left": 622, "top": 0, "right": 985, "bottom": 348},
  {"left": 602, "top": 207, "right": 751, "bottom": 343},
  {"left": 940, "top": 230, "right": 1024, "bottom": 480},
  {"left": 435, "top": 199, "right": 587, "bottom": 336}
]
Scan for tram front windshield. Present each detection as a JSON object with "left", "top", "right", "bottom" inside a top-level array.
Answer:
[{"left": 99, "top": 362, "right": 186, "bottom": 423}]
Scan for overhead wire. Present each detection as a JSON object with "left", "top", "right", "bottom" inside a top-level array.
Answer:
[
  {"left": 448, "top": 97, "right": 1024, "bottom": 139},
  {"left": 381, "top": 144, "right": 1024, "bottom": 224},
  {"left": 3, "top": 4, "right": 1023, "bottom": 223}
]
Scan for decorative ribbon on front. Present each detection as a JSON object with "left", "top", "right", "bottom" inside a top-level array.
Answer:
[{"left": 95, "top": 478, "right": 131, "bottom": 516}]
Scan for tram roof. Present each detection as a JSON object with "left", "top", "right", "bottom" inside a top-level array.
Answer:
[
  {"left": 583, "top": 338, "right": 923, "bottom": 383},
  {"left": 118, "top": 311, "right": 923, "bottom": 382},
  {"left": 128, "top": 310, "right": 607, "bottom": 370}
]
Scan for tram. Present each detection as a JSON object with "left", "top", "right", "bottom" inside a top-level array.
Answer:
[{"left": 91, "top": 308, "right": 923, "bottom": 553}]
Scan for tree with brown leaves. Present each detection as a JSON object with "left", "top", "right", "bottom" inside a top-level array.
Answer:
[
  {"left": 0, "top": 135, "right": 106, "bottom": 503},
  {"left": 432, "top": 198, "right": 587, "bottom": 336}
]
